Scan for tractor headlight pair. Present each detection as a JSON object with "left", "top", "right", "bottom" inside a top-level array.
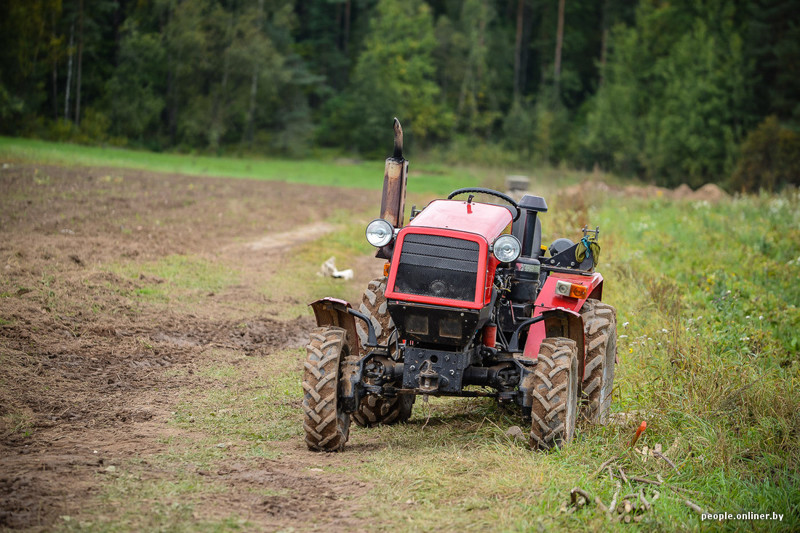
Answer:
[
  {"left": 492, "top": 235, "right": 521, "bottom": 263},
  {"left": 365, "top": 219, "right": 394, "bottom": 248}
]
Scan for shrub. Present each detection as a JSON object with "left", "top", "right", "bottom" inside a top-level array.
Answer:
[{"left": 731, "top": 115, "right": 800, "bottom": 192}]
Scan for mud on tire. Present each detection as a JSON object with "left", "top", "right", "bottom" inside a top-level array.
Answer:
[
  {"left": 526, "top": 337, "right": 579, "bottom": 450},
  {"left": 352, "top": 277, "right": 414, "bottom": 427},
  {"left": 579, "top": 299, "right": 617, "bottom": 424},
  {"left": 302, "top": 326, "right": 351, "bottom": 451},
  {"left": 352, "top": 394, "right": 414, "bottom": 427}
]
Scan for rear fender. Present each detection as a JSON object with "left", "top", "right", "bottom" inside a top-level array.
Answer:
[
  {"left": 523, "top": 308, "right": 587, "bottom": 381},
  {"left": 523, "top": 271, "right": 602, "bottom": 361},
  {"left": 309, "top": 298, "right": 361, "bottom": 357}
]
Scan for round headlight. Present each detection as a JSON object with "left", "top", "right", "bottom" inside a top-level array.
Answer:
[
  {"left": 365, "top": 219, "right": 394, "bottom": 247},
  {"left": 493, "top": 235, "right": 521, "bottom": 263}
]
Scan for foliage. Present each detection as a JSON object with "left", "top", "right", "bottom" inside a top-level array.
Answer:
[
  {"left": 1, "top": 0, "right": 798, "bottom": 188},
  {"left": 731, "top": 115, "right": 800, "bottom": 192},
  {"left": 322, "top": 0, "right": 449, "bottom": 156},
  {"left": 582, "top": 0, "right": 754, "bottom": 187}
]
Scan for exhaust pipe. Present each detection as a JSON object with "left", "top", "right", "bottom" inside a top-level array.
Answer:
[{"left": 377, "top": 118, "right": 408, "bottom": 259}]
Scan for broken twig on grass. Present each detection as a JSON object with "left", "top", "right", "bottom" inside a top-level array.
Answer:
[
  {"left": 638, "top": 488, "right": 651, "bottom": 511},
  {"left": 667, "top": 485, "right": 703, "bottom": 496},
  {"left": 608, "top": 481, "right": 621, "bottom": 513},
  {"left": 618, "top": 467, "right": 629, "bottom": 484},
  {"left": 684, "top": 499, "right": 704, "bottom": 514},
  {"left": 631, "top": 476, "right": 662, "bottom": 486},
  {"left": 592, "top": 455, "right": 619, "bottom": 478},
  {"left": 570, "top": 487, "right": 592, "bottom": 508},
  {"left": 654, "top": 450, "right": 680, "bottom": 472},
  {"left": 594, "top": 496, "right": 608, "bottom": 513}
]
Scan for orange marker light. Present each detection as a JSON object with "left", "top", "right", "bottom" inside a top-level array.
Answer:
[
  {"left": 569, "top": 284, "right": 588, "bottom": 299},
  {"left": 555, "top": 279, "right": 589, "bottom": 299},
  {"left": 383, "top": 262, "right": 391, "bottom": 276}
]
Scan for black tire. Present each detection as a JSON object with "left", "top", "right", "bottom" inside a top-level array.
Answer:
[
  {"left": 352, "top": 277, "right": 414, "bottom": 427},
  {"left": 526, "top": 338, "right": 579, "bottom": 450},
  {"left": 579, "top": 299, "right": 617, "bottom": 424},
  {"left": 302, "top": 327, "right": 351, "bottom": 451},
  {"left": 351, "top": 393, "right": 415, "bottom": 427}
]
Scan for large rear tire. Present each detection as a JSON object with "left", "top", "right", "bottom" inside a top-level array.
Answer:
[
  {"left": 526, "top": 337, "right": 579, "bottom": 450},
  {"left": 352, "top": 277, "right": 415, "bottom": 427},
  {"left": 303, "top": 327, "right": 351, "bottom": 451},
  {"left": 579, "top": 299, "right": 617, "bottom": 424}
]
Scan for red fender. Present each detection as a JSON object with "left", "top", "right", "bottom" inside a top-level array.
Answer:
[{"left": 523, "top": 272, "right": 604, "bottom": 378}]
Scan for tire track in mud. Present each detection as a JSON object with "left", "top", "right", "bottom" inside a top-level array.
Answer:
[{"left": 0, "top": 164, "right": 378, "bottom": 531}]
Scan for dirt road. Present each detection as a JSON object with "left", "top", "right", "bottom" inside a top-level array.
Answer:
[{"left": 0, "top": 164, "right": 384, "bottom": 530}]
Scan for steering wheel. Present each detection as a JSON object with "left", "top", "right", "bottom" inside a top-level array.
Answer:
[{"left": 447, "top": 187, "right": 521, "bottom": 221}]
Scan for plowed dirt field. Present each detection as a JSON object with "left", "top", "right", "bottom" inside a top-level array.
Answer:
[{"left": 0, "top": 164, "right": 386, "bottom": 531}]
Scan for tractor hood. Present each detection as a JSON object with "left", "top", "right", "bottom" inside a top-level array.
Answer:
[
  {"left": 408, "top": 199, "right": 513, "bottom": 242},
  {"left": 384, "top": 200, "right": 512, "bottom": 312}
]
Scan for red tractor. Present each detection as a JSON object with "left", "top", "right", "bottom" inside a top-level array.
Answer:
[{"left": 303, "top": 120, "right": 617, "bottom": 451}]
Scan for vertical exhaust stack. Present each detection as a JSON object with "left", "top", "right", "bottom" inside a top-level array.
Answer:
[{"left": 376, "top": 118, "right": 408, "bottom": 259}]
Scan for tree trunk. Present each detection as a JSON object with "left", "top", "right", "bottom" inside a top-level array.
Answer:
[
  {"left": 244, "top": 0, "right": 264, "bottom": 147},
  {"left": 64, "top": 20, "right": 74, "bottom": 121},
  {"left": 554, "top": 0, "right": 565, "bottom": 94},
  {"left": 210, "top": 10, "right": 234, "bottom": 151},
  {"left": 51, "top": 11, "right": 58, "bottom": 120},
  {"left": 599, "top": 0, "right": 608, "bottom": 86},
  {"left": 335, "top": 2, "right": 342, "bottom": 51},
  {"left": 245, "top": 70, "right": 258, "bottom": 146},
  {"left": 74, "top": 0, "right": 84, "bottom": 126},
  {"left": 343, "top": 0, "right": 351, "bottom": 54},
  {"left": 513, "top": 0, "right": 524, "bottom": 99}
]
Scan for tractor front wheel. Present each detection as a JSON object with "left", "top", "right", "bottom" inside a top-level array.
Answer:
[
  {"left": 302, "top": 326, "right": 351, "bottom": 452},
  {"left": 579, "top": 299, "right": 617, "bottom": 424},
  {"left": 352, "top": 277, "right": 414, "bottom": 427},
  {"left": 527, "top": 337, "right": 579, "bottom": 450}
]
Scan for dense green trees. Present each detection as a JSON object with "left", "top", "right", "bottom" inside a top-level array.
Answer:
[{"left": 1, "top": 0, "right": 797, "bottom": 189}]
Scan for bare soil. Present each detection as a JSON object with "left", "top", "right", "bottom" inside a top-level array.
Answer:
[{"left": 0, "top": 164, "right": 382, "bottom": 531}]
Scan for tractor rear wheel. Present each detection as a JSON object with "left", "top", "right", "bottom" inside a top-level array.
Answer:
[
  {"left": 302, "top": 326, "right": 351, "bottom": 451},
  {"left": 527, "top": 337, "right": 579, "bottom": 450},
  {"left": 579, "top": 299, "right": 617, "bottom": 424},
  {"left": 352, "top": 277, "right": 415, "bottom": 427}
]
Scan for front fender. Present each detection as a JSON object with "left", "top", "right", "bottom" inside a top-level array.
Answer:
[{"left": 309, "top": 297, "right": 361, "bottom": 357}]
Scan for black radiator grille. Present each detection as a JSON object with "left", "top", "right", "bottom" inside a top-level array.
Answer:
[{"left": 394, "top": 234, "right": 480, "bottom": 302}]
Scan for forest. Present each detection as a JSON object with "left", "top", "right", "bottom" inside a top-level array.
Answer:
[{"left": 2, "top": 0, "right": 799, "bottom": 190}]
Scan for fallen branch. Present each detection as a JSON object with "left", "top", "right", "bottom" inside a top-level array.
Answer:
[
  {"left": 684, "top": 499, "right": 704, "bottom": 514},
  {"left": 653, "top": 450, "right": 679, "bottom": 472},
  {"left": 608, "top": 481, "right": 621, "bottom": 513},
  {"left": 592, "top": 456, "right": 619, "bottom": 478},
  {"left": 667, "top": 485, "right": 703, "bottom": 496},
  {"left": 570, "top": 487, "right": 592, "bottom": 507},
  {"left": 618, "top": 467, "right": 629, "bottom": 484},
  {"left": 631, "top": 476, "right": 662, "bottom": 486},
  {"left": 594, "top": 496, "right": 608, "bottom": 513},
  {"left": 638, "top": 488, "right": 651, "bottom": 511}
]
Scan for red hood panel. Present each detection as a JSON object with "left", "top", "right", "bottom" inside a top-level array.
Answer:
[{"left": 410, "top": 200, "right": 513, "bottom": 242}]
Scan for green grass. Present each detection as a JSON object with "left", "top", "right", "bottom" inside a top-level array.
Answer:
[
  {"left": 79, "top": 191, "right": 800, "bottom": 531},
  {"left": 109, "top": 254, "right": 239, "bottom": 305},
  {"left": 172, "top": 348, "right": 303, "bottom": 444},
  {"left": 0, "top": 136, "right": 478, "bottom": 195},
  {"left": 5, "top": 147, "right": 796, "bottom": 530}
]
